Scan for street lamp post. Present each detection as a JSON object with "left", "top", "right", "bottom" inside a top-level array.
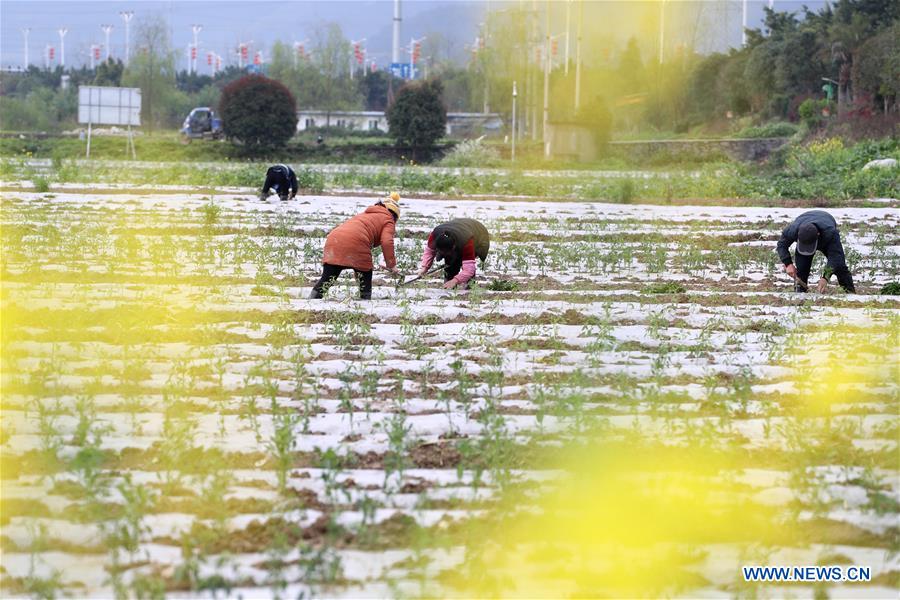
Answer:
[
  {"left": 564, "top": 0, "right": 571, "bottom": 75},
  {"left": 511, "top": 81, "right": 517, "bottom": 162},
  {"left": 21, "top": 28, "right": 30, "bottom": 69},
  {"left": 658, "top": 0, "right": 666, "bottom": 64},
  {"left": 351, "top": 38, "right": 366, "bottom": 80},
  {"left": 58, "top": 28, "right": 68, "bottom": 68},
  {"left": 574, "top": 0, "right": 582, "bottom": 111},
  {"left": 191, "top": 25, "right": 202, "bottom": 74},
  {"left": 119, "top": 11, "right": 133, "bottom": 66},
  {"left": 542, "top": 0, "right": 550, "bottom": 145},
  {"left": 101, "top": 25, "right": 113, "bottom": 61},
  {"left": 408, "top": 36, "right": 425, "bottom": 80}
]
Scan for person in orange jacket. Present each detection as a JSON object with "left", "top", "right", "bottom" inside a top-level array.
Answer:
[{"left": 310, "top": 193, "right": 401, "bottom": 300}]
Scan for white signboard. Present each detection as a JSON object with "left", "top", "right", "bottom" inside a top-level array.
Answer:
[{"left": 78, "top": 86, "right": 141, "bottom": 126}]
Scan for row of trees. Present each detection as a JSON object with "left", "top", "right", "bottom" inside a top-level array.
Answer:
[
  {"left": 1, "top": 1, "right": 896, "bottom": 137},
  {"left": 219, "top": 73, "right": 445, "bottom": 156},
  {"left": 0, "top": 13, "right": 489, "bottom": 133}
]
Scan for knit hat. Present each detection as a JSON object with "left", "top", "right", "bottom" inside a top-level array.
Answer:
[
  {"left": 797, "top": 223, "right": 818, "bottom": 255},
  {"left": 383, "top": 192, "right": 401, "bottom": 217}
]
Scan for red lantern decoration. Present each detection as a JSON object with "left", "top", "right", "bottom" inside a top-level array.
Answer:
[
  {"left": 191, "top": 45, "right": 197, "bottom": 60},
  {"left": 93, "top": 46, "right": 101, "bottom": 60},
  {"left": 413, "top": 42, "right": 421, "bottom": 64},
  {"left": 551, "top": 39, "right": 558, "bottom": 56},
  {"left": 48, "top": 47, "right": 55, "bottom": 60},
  {"left": 240, "top": 45, "right": 248, "bottom": 61},
  {"left": 207, "top": 52, "right": 213, "bottom": 66},
  {"left": 253, "top": 51, "right": 261, "bottom": 65}
]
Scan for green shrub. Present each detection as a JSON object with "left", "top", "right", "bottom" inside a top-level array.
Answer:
[
  {"left": 643, "top": 281, "right": 686, "bottom": 294},
  {"left": 439, "top": 139, "right": 501, "bottom": 168},
  {"left": 487, "top": 279, "right": 520, "bottom": 292},
  {"left": 296, "top": 168, "right": 325, "bottom": 194},
  {"left": 880, "top": 282, "right": 900, "bottom": 295},
  {"left": 33, "top": 176, "right": 50, "bottom": 193},
  {"left": 615, "top": 178, "right": 635, "bottom": 203},
  {"left": 386, "top": 80, "right": 447, "bottom": 155},
  {"left": 219, "top": 75, "right": 298, "bottom": 152},
  {"left": 736, "top": 122, "right": 799, "bottom": 138},
  {"left": 798, "top": 99, "right": 833, "bottom": 130}
]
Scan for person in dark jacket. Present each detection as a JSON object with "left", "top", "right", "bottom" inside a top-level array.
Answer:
[
  {"left": 776, "top": 210, "right": 855, "bottom": 293},
  {"left": 260, "top": 164, "right": 298, "bottom": 201},
  {"left": 417, "top": 218, "right": 490, "bottom": 289}
]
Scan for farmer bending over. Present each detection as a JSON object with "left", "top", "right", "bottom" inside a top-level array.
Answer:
[
  {"left": 260, "top": 164, "right": 298, "bottom": 201},
  {"left": 310, "top": 193, "right": 401, "bottom": 300},
  {"left": 776, "top": 210, "right": 855, "bottom": 293},
  {"left": 417, "top": 218, "right": 490, "bottom": 289}
]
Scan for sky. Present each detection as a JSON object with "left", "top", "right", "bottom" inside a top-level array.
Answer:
[{"left": 1, "top": 0, "right": 833, "bottom": 71}]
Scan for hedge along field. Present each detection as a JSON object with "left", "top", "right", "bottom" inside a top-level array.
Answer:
[
  {"left": 2, "top": 136, "right": 899, "bottom": 202},
  {"left": 1, "top": 190, "right": 899, "bottom": 598}
]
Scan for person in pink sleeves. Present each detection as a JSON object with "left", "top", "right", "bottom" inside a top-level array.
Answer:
[{"left": 416, "top": 218, "right": 490, "bottom": 289}]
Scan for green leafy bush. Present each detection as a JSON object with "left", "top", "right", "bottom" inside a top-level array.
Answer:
[
  {"left": 439, "top": 139, "right": 501, "bottom": 168},
  {"left": 219, "top": 75, "right": 298, "bottom": 152},
  {"left": 736, "top": 122, "right": 799, "bottom": 138},
  {"left": 798, "top": 99, "right": 833, "bottom": 130},
  {"left": 33, "top": 176, "right": 51, "bottom": 193},
  {"left": 487, "top": 279, "right": 520, "bottom": 292},
  {"left": 880, "top": 282, "right": 900, "bottom": 295},
  {"left": 615, "top": 178, "right": 636, "bottom": 203},
  {"left": 643, "top": 281, "right": 686, "bottom": 294},
  {"left": 386, "top": 80, "right": 447, "bottom": 154}
]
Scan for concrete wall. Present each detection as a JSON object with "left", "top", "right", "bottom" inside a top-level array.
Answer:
[
  {"left": 608, "top": 138, "right": 791, "bottom": 162},
  {"left": 296, "top": 111, "right": 388, "bottom": 132},
  {"left": 546, "top": 123, "right": 598, "bottom": 162}
]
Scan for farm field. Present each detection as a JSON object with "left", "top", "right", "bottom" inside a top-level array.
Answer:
[{"left": 1, "top": 188, "right": 899, "bottom": 598}]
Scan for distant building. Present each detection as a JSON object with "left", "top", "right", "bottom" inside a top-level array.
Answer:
[
  {"left": 545, "top": 122, "right": 598, "bottom": 162},
  {"left": 444, "top": 112, "right": 504, "bottom": 138},
  {"left": 296, "top": 110, "right": 388, "bottom": 133},
  {"left": 296, "top": 109, "right": 504, "bottom": 138}
]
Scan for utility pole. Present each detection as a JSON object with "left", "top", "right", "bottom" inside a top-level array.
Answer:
[
  {"left": 531, "top": 0, "right": 538, "bottom": 140},
  {"left": 564, "top": 0, "right": 571, "bottom": 75},
  {"left": 481, "top": 25, "right": 489, "bottom": 112},
  {"left": 542, "top": 0, "right": 550, "bottom": 144},
  {"left": 511, "top": 81, "right": 517, "bottom": 162},
  {"left": 58, "top": 28, "right": 68, "bottom": 68},
  {"left": 21, "top": 28, "right": 30, "bottom": 69},
  {"left": 101, "top": 24, "right": 113, "bottom": 61},
  {"left": 191, "top": 25, "right": 202, "bottom": 74},
  {"left": 574, "top": 0, "right": 582, "bottom": 111},
  {"left": 741, "top": 0, "right": 748, "bottom": 46},
  {"left": 658, "top": 0, "right": 665, "bottom": 64},
  {"left": 119, "top": 11, "right": 133, "bottom": 66},
  {"left": 392, "top": 0, "right": 402, "bottom": 65},
  {"left": 238, "top": 43, "right": 248, "bottom": 69}
]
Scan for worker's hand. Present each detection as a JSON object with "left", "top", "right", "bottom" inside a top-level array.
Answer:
[
  {"left": 784, "top": 264, "right": 797, "bottom": 278},
  {"left": 388, "top": 266, "right": 400, "bottom": 276},
  {"left": 416, "top": 267, "right": 427, "bottom": 278},
  {"left": 816, "top": 277, "right": 828, "bottom": 293},
  {"left": 443, "top": 279, "right": 458, "bottom": 290}
]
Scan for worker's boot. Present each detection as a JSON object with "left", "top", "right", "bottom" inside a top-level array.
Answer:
[
  {"left": 794, "top": 281, "right": 808, "bottom": 293},
  {"left": 309, "top": 288, "right": 323, "bottom": 299},
  {"left": 258, "top": 191, "right": 268, "bottom": 202}
]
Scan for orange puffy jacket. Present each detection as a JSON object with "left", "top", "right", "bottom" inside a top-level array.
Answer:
[{"left": 321, "top": 204, "right": 396, "bottom": 271}]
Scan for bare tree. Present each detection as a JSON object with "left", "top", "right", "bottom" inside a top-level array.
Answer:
[{"left": 122, "top": 13, "right": 176, "bottom": 131}]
